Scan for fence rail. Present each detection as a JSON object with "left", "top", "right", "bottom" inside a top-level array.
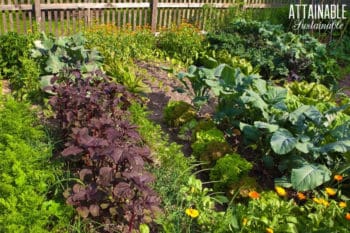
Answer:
[{"left": 0, "top": 0, "right": 335, "bottom": 35}]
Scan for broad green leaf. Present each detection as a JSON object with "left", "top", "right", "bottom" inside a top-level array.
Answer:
[
  {"left": 264, "top": 85, "right": 287, "bottom": 104},
  {"left": 295, "top": 142, "right": 313, "bottom": 153},
  {"left": 241, "top": 89, "right": 268, "bottom": 111},
  {"left": 320, "top": 140, "right": 350, "bottom": 153},
  {"left": 252, "top": 78, "right": 267, "bottom": 95},
  {"left": 45, "top": 53, "right": 65, "bottom": 74},
  {"left": 270, "top": 128, "right": 297, "bottom": 155},
  {"left": 218, "top": 65, "right": 236, "bottom": 86},
  {"left": 274, "top": 176, "right": 292, "bottom": 188},
  {"left": 303, "top": 106, "right": 323, "bottom": 125},
  {"left": 188, "top": 65, "right": 197, "bottom": 74},
  {"left": 239, "top": 122, "right": 260, "bottom": 142},
  {"left": 291, "top": 164, "right": 331, "bottom": 191},
  {"left": 288, "top": 105, "right": 308, "bottom": 125},
  {"left": 31, "top": 49, "right": 42, "bottom": 58},
  {"left": 254, "top": 121, "right": 279, "bottom": 132},
  {"left": 199, "top": 56, "right": 219, "bottom": 68},
  {"left": 39, "top": 75, "right": 55, "bottom": 95}
]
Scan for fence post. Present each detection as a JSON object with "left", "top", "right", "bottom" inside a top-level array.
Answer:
[
  {"left": 151, "top": 0, "right": 158, "bottom": 32},
  {"left": 86, "top": 0, "right": 91, "bottom": 28},
  {"left": 34, "top": 0, "right": 42, "bottom": 30}
]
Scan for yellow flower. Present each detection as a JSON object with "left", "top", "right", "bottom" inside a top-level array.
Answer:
[
  {"left": 325, "top": 187, "right": 337, "bottom": 196},
  {"left": 313, "top": 197, "right": 329, "bottom": 207},
  {"left": 275, "top": 186, "right": 287, "bottom": 197},
  {"left": 242, "top": 218, "right": 248, "bottom": 226},
  {"left": 339, "top": 202, "right": 347, "bottom": 208},
  {"left": 297, "top": 192, "right": 306, "bottom": 200},
  {"left": 266, "top": 227, "right": 274, "bottom": 233},
  {"left": 185, "top": 208, "right": 199, "bottom": 218},
  {"left": 248, "top": 191, "right": 260, "bottom": 199},
  {"left": 321, "top": 199, "right": 330, "bottom": 207},
  {"left": 334, "top": 174, "right": 343, "bottom": 182},
  {"left": 313, "top": 197, "right": 322, "bottom": 204}
]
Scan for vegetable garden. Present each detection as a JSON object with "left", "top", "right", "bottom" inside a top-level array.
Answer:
[{"left": 1, "top": 5, "right": 350, "bottom": 233}]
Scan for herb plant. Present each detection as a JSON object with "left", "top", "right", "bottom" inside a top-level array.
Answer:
[
  {"left": 49, "top": 71, "right": 160, "bottom": 232},
  {"left": 0, "top": 32, "right": 41, "bottom": 100},
  {"left": 0, "top": 96, "right": 72, "bottom": 232}
]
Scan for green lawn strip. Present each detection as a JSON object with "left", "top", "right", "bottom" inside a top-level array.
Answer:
[{"left": 0, "top": 96, "right": 73, "bottom": 233}]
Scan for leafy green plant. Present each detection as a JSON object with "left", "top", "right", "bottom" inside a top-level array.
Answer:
[
  {"left": 85, "top": 24, "right": 156, "bottom": 63},
  {"left": 192, "top": 128, "right": 233, "bottom": 165},
  {"left": 210, "top": 154, "right": 252, "bottom": 192},
  {"left": 0, "top": 96, "right": 72, "bottom": 233},
  {"left": 157, "top": 23, "right": 205, "bottom": 65},
  {"left": 0, "top": 32, "right": 41, "bottom": 100},
  {"left": 206, "top": 19, "right": 339, "bottom": 86},
  {"left": 31, "top": 33, "right": 102, "bottom": 92},
  {"left": 104, "top": 59, "right": 149, "bottom": 93},
  {"left": 163, "top": 101, "right": 197, "bottom": 127},
  {"left": 204, "top": 50, "right": 256, "bottom": 75},
  {"left": 179, "top": 62, "right": 350, "bottom": 191},
  {"left": 192, "top": 128, "right": 225, "bottom": 150},
  {"left": 85, "top": 25, "right": 156, "bottom": 91}
]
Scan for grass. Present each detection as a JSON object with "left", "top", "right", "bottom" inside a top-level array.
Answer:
[{"left": 129, "top": 103, "right": 196, "bottom": 232}]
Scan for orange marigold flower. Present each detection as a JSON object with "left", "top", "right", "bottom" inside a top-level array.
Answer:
[
  {"left": 248, "top": 191, "right": 260, "bottom": 199},
  {"left": 325, "top": 187, "right": 337, "bottom": 196},
  {"left": 334, "top": 175, "right": 343, "bottom": 182},
  {"left": 297, "top": 192, "right": 306, "bottom": 200},
  {"left": 275, "top": 186, "right": 287, "bottom": 197},
  {"left": 185, "top": 208, "right": 199, "bottom": 218},
  {"left": 339, "top": 202, "right": 347, "bottom": 208},
  {"left": 346, "top": 213, "right": 350, "bottom": 221},
  {"left": 266, "top": 227, "right": 274, "bottom": 233}
]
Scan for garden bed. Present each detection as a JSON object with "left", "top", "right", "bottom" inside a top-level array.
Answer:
[{"left": 0, "top": 16, "right": 350, "bottom": 233}]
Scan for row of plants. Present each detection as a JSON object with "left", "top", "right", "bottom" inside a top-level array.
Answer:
[
  {"left": 48, "top": 70, "right": 161, "bottom": 232},
  {"left": 177, "top": 57, "right": 350, "bottom": 191},
  {"left": 160, "top": 98, "right": 350, "bottom": 232},
  {"left": 1, "top": 18, "right": 344, "bottom": 99},
  {"left": 157, "top": 96, "right": 350, "bottom": 232},
  {"left": 0, "top": 95, "right": 73, "bottom": 232},
  {"left": 206, "top": 19, "right": 339, "bottom": 86},
  {"left": 0, "top": 15, "right": 349, "bottom": 233}
]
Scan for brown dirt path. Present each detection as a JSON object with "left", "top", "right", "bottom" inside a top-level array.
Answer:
[
  {"left": 339, "top": 75, "right": 350, "bottom": 96},
  {"left": 136, "top": 60, "right": 194, "bottom": 156}
]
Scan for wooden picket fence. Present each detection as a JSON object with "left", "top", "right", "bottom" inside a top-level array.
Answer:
[{"left": 0, "top": 0, "right": 293, "bottom": 35}]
